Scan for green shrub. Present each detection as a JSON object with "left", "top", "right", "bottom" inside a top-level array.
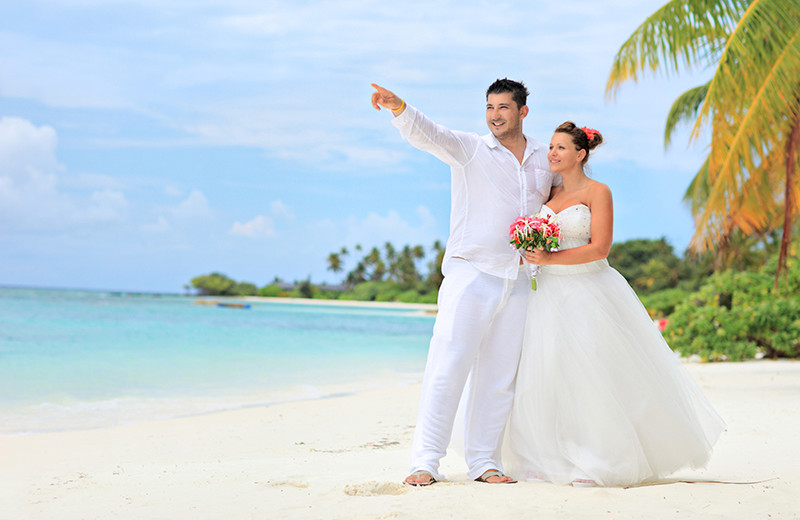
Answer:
[
  {"left": 340, "top": 281, "right": 383, "bottom": 301},
  {"left": 639, "top": 287, "right": 691, "bottom": 319},
  {"left": 258, "top": 284, "right": 286, "bottom": 297},
  {"left": 191, "top": 272, "right": 237, "bottom": 296},
  {"left": 374, "top": 282, "right": 404, "bottom": 302},
  {"left": 233, "top": 282, "right": 258, "bottom": 296},
  {"left": 665, "top": 258, "right": 800, "bottom": 361},
  {"left": 416, "top": 291, "right": 438, "bottom": 304}
]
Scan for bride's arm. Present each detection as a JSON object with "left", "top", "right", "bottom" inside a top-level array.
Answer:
[{"left": 527, "top": 183, "right": 613, "bottom": 265}]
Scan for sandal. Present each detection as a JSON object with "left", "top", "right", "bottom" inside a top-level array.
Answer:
[
  {"left": 475, "top": 469, "right": 517, "bottom": 484},
  {"left": 404, "top": 470, "right": 437, "bottom": 486}
]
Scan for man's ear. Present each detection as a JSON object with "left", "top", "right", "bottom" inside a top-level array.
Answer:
[{"left": 520, "top": 105, "right": 530, "bottom": 120}]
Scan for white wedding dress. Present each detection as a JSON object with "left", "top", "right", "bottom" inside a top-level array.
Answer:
[{"left": 506, "top": 204, "right": 725, "bottom": 487}]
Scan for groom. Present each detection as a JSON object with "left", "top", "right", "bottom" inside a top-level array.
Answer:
[{"left": 371, "top": 79, "right": 559, "bottom": 485}]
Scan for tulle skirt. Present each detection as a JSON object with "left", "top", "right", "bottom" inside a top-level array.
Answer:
[{"left": 506, "top": 260, "right": 725, "bottom": 487}]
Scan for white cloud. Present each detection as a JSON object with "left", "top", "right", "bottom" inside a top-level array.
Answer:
[
  {"left": 0, "top": 117, "right": 129, "bottom": 232},
  {"left": 84, "top": 189, "right": 130, "bottom": 221},
  {"left": 270, "top": 200, "right": 294, "bottom": 221},
  {"left": 230, "top": 215, "right": 274, "bottom": 238},
  {"left": 170, "top": 190, "right": 213, "bottom": 221},
  {"left": 0, "top": 116, "right": 60, "bottom": 175},
  {"left": 341, "top": 207, "right": 439, "bottom": 251},
  {"left": 228, "top": 200, "right": 292, "bottom": 239}
]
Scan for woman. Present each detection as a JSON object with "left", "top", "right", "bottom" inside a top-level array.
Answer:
[{"left": 506, "top": 122, "right": 725, "bottom": 487}]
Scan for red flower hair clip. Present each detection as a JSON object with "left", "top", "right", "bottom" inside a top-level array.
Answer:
[{"left": 581, "top": 126, "right": 598, "bottom": 141}]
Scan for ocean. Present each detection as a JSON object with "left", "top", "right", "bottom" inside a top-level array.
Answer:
[{"left": 0, "top": 287, "right": 434, "bottom": 436}]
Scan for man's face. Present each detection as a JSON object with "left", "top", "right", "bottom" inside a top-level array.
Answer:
[{"left": 486, "top": 92, "right": 525, "bottom": 141}]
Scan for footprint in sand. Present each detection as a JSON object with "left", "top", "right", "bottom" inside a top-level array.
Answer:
[
  {"left": 343, "top": 481, "right": 409, "bottom": 496},
  {"left": 266, "top": 479, "right": 310, "bottom": 488}
]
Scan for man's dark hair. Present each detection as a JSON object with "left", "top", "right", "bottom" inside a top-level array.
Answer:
[{"left": 486, "top": 78, "right": 529, "bottom": 109}]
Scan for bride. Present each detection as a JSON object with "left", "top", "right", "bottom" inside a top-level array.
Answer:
[{"left": 506, "top": 122, "right": 725, "bottom": 487}]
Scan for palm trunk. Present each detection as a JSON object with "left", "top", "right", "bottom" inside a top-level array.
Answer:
[
  {"left": 715, "top": 216, "right": 733, "bottom": 271},
  {"left": 776, "top": 110, "right": 800, "bottom": 287}
]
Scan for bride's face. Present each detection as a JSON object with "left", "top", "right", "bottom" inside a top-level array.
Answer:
[{"left": 548, "top": 132, "right": 585, "bottom": 173}]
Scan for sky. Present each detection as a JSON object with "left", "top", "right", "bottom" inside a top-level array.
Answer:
[{"left": 0, "top": 0, "right": 715, "bottom": 293}]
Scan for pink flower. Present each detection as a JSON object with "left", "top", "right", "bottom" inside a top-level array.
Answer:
[
  {"left": 657, "top": 318, "right": 668, "bottom": 332},
  {"left": 508, "top": 213, "right": 561, "bottom": 252}
]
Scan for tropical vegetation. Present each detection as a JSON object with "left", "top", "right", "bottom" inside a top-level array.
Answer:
[
  {"left": 606, "top": 0, "right": 800, "bottom": 282},
  {"left": 189, "top": 240, "right": 444, "bottom": 303},
  {"left": 600, "top": 0, "right": 800, "bottom": 361},
  {"left": 665, "top": 256, "right": 800, "bottom": 361}
]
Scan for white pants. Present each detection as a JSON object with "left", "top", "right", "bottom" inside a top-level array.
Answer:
[{"left": 410, "top": 258, "right": 529, "bottom": 480}]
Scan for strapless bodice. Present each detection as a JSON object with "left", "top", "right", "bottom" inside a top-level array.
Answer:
[{"left": 539, "top": 204, "right": 608, "bottom": 275}]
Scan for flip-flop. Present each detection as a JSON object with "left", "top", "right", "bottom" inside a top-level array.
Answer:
[
  {"left": 404, "top": 470, "right": 437, "bottom": 486},
  {"left": 571, "top": 478, "right": 598, "bottom": 487},
  {"left": 475, "top": 470, "right": 517, "bottom": 484}
]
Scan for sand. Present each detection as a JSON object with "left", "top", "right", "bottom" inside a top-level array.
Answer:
[{"left": 1, "top": 360, "right": 798, "bottom": 520}]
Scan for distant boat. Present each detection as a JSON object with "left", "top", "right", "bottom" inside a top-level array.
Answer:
[
  {"left": 217, "top": 302, "right": 251, "bottom": 309},
  {"left": 194, "top": 299, "right": 251, "bottom": 309}
]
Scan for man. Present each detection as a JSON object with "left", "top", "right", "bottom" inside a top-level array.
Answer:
[{"left": 370, "top": 79, "right": 559, "bottom": 485}]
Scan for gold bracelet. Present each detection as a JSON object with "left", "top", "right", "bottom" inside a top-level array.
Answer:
[{"left": 391, "top": 100, "right": 406, "bottom": 113}]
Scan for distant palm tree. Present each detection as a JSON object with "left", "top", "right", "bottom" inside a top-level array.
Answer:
[
  {"left": 326, "top": 252, "right": 343, "bottom": 274},
  {"left": 365, "top": 247, "right": 386, "bottom": 281},
  {"left": 606, "top": 0, "right": 800, "bottom": 282}
]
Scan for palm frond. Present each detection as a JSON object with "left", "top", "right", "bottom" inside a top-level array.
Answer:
[
  {"left": 606, "top": 0, "right": 748, "bottom": 99},
  {"left": 693, "top": 0, "right": 800, "bottom": 219},
  {"left": 683, "top": 156, "right": 710, "bottom": 215},
  {"left": 665, "top": 83, "right": 709, "bottom": 148},
  {"left": 690, "top": 141, "right": 800, "bottom": 251}
]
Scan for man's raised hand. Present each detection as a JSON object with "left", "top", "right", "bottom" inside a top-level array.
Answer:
[{"left": 370, "top": 83, "right": 404, "bottom": 113}]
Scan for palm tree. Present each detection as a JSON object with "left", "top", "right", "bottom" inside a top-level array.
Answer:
[
  {"left": 606, "top": 0, "right": 800, "bottom": 283},
  {"left": 364, "top": 246, "right": 386, "bottom": 281},
  {"left": 393, "top": 245, "right": 423, "bottom": 289},
  {"left": 326, "top": 252, "right": 343, "bottom": 274}
]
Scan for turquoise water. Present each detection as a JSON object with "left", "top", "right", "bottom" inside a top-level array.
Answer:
[{"left": 0, "top": 287, "right": 434, "bottom": 435}]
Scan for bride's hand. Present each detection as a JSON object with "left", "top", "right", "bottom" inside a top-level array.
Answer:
[{"left": 524, "top": 247, "right": 551, "bottom": 265}]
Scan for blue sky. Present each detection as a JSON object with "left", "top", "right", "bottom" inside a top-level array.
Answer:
[{"left": 0, "top": 0, "right": 713, "bottom": 293}]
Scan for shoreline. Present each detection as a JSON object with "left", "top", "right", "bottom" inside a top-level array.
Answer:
[
  {"left": 241, "top": 296, "right": 437, "bottom": 311},
  {"left": 2, "top": 360, "right": 798, "bottom": 519},
  {"left": 0, "top": 370, "right": 426, "bottom": 438},
  {"left": 239, "top": 295, "right": 438, "bottom": 312}
]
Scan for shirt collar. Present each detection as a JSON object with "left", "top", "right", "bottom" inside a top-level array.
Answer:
[{"left": 482, "top": 133, "right": 541, "bottom": 153}]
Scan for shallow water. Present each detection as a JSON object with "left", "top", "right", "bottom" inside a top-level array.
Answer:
[{"left": 0, "top": 287, "right": 433, "bottom": 435}]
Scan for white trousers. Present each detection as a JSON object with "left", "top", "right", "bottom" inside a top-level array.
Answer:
[{"left": 410, "top": 258, "right": 529, "bottom": 480}]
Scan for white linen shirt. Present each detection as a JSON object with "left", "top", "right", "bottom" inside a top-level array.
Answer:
[{"left": 392, "top": 104, "right": 559, "bottom": 280}]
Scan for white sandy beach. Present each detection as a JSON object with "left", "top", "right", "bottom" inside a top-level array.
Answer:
[{"left": 1, "top": 360, "right": 798, "bottom": 520}]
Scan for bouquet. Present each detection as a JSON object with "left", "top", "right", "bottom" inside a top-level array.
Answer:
[{"left": 509, "top": 213, "right": 561, "bottom": 290}]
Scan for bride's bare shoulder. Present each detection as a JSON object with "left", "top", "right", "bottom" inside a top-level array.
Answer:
[
  {"left": 587, "top": 180, "right": 611, "bottom": 198},
  {"left": 586, "top": 181, "right": 612, "bottom": 210}
]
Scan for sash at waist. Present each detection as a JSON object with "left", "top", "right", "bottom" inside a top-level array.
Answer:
[{"left": 540, "top": 258, "right": 609, "bottom": 276}]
